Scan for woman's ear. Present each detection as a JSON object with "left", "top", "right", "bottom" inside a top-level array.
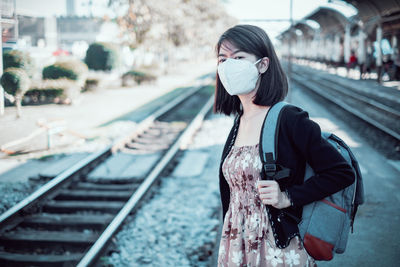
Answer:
[{"left": 259, "top": 57, "right": 270, "bottom": 74}]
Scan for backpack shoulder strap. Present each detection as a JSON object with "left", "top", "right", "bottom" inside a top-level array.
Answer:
[{"left": 260, "top": 101, "right": 289, "bottom": 179}]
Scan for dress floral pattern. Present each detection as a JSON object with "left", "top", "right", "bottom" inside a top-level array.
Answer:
[{"left": 218, "top": 144, "right": 316, "bottom": 267}]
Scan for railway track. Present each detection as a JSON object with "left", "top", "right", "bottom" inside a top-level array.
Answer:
[
  {"left": 0, "top": 84, "right": 215, "bottom": 266},
  {"left": 291, "top": 66, "right": 400, "bottom": 158},
  {"left": 293, "top": 61, "right": 400, "bottom": 110}
]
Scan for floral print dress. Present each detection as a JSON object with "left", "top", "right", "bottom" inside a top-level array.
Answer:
[{"left": 218, "top": 144, "right": 316, "bottom": 267}]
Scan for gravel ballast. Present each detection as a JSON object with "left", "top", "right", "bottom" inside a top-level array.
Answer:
[
  {"left": 0, "top": 182, "right": 39, "bottom": 214},
  {"left": 0, "top": 120, "right": 138, "bottom": 215},
  {"left": 103, "top": 115, "right": 233, "bottom": 267}
]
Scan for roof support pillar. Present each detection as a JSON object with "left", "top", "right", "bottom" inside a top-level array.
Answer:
[
  {"left": 327, "top": 38, "right": 333, "bottom": 61},
  {"left": 376, "top": 24, "right": 383, "bottom": 67},
  {"left": 334, "top": 34, "right": 341, "bottom": 62},
  {"left": 344, "top": 23, "right": 351, "bottom": 63},
  {"left": 312, "top": 30, "right": 320, "bottom": 59},
  {"left": 376, "top": 24, "right": 383, "bottom": 83},
  {"left": 358, "top": 29, "right": 366, "bottom": 64},
  {"left": 391, "top": 35, "right": 398, "bottom": 59}
]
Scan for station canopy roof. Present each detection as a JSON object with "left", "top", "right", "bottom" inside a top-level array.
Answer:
[
  {"left": 277, "top": 29, "right": 291, "bottom": 41},
  {"left": 341, "top": 0, "right": 400, "bottom": 22},
  {"left": 278, "top": 21, "right": 317, "bottom": 41},
  {"left": 293, "top": 21, "right": 318, "bottom": 38},
  {"left": 305, "top": 7, "right": 349, "bottom": 33}
]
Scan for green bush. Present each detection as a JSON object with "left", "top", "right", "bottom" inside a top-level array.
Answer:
[
  {"left": 24, "top": 88, "right": 64, "bottom": 104},
  {"left": 42, "top": 60, "right": 88, "bottom": 81},
  {"left": 1, "top": 68, "right": 30, "bottom": 96},
  {"left": 43, "top": 64, "right": 77, "bottom": 80},
  {"left": 27, "top": 79, "right": 80, "bottom": 104},
  {"left": 85, "top": 42, "right": 117, "bottom": 71},
  {"left": 3, "top": 50, "right": 34, "bottom": 76},
  {"left": 122, "top": 70, "right": 157, "bottom": 86},
  {"left": 83, "top": 78, "right": 100, "bottom": 92}
]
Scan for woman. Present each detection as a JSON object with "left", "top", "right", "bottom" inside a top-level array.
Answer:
[{"left": 215, "top": 25, "right": 355, "bottom": 267}]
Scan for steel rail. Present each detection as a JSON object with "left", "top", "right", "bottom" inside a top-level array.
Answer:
[
  {"left": 112, "top": 84, "right": 205, "bottom": 152},
  {"left": 294, "top": 64, "right": 400, "bottom": 108},
  {"left": 292, "top": 73, "right": 400, "bottom": 142},
  {"left": 77, "top": 95, "right": 215, "bottom": 267},
  {"left": 0, "top": 84, "right": 206, "bottom": 230},
  {"left": 0, "top": 147, "right": 111, "bottom": 229},
  {"left": 303, "top": 73, "right": 400, "bottom": 118}
]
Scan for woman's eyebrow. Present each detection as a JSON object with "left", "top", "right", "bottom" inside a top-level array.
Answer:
[{"left": 218, "top": 49, "right": 242, "bottom": 57}]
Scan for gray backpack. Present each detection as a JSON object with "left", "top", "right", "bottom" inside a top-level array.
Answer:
[{"left": 261, "top": 101, "right": 364, "bottom": 261}]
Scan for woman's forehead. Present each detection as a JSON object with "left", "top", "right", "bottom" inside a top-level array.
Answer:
[
  {"left": 219, "top": 41, "right": 250, "bottom": 56},
  {"left": 219, "top": 41, "right": 238, "bottom": 52}
]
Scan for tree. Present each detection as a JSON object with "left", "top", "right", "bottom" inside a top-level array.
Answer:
[{"left": 108, "top": 0, "right": 236, "bottom": 50}]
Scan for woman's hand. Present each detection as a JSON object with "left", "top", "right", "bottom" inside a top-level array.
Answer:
[{"left": 257, "top": 180, "right": 291, "bottom": 209}]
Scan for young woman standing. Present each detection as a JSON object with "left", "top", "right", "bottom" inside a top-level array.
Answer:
[{"left": 215, "top": 25, "right": 355, "bottom": 267}]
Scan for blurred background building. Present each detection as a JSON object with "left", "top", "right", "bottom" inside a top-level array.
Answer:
[
  {"left": 2, "top": 0, "right": 400, "bottom": 97},
  {"left": 1, "top": 0, "right": 235, "bottom": 73}
]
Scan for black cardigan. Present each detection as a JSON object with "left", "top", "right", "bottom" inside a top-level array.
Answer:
[{"left": 218, "top": 104, "right": 355, "bottom": 248}]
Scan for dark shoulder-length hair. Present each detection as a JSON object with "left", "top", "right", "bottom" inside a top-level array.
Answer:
[{"left": 214, "top": 24, "right": 288, "bottom": 116}]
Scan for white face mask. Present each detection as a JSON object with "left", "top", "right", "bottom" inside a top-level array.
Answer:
[{"left": 217, "top": 58, "right": 262, "bottom": 96}]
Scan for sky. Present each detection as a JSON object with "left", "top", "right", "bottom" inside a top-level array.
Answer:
[
  {"left": 15, "top": 0, "right": 358, "bottom": 41},
  {"left": 16, "top": 0, "right": 110, "bottom": 17},
  {"left": 222, "top": 0, "right": 357, "bottom": 41}
]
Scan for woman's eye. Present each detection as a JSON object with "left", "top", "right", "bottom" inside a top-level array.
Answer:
[
  {"left": 235, "top": 56, "right": 244, "bottom": 59},
  {"left": 218, "top": 58, "right": 226, "bottom": 63}
]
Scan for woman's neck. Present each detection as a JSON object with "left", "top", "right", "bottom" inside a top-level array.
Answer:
[{"left": 238, "top": 92, "right": 268, "bottom": 120}]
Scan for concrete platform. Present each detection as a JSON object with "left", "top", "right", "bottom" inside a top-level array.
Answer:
[
  {"left": 290, "top": 80, "right": 400, "bottom": 266},
  {"left": 38, "top": 153, "right": 90, "bottom": 179},
  {"left": 0, "top": 153, "right": 89, "bottom": 183},
  {"left": 0, "top": 59, "right": 215, "bottom": 180},
  {"left": 87, "top": 152, "right": 160, "bottom": 181},
  {"left": 293, "top": 63, "right": 400, "bottom": 105},
  {"left": 172, "top": 151, "right": 209, "bottom": 177}
]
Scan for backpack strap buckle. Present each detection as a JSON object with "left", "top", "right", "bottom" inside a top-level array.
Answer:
[
  {"left": 264, "top": 164, "right": 277, "bottom": 178},
  {"left": 264, "top": 163, "right": 276, "bottom": 172},
  {"left": 263, "top": 152, "right": 277, "bottom": 178}
]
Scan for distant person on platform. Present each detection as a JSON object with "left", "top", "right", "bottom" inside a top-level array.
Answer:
[
  {"left": 214, "top": 24, "right": 354, "bottom": 266},
  {"left": 347, "top": 50, "right": 358, "bottom": 78},
  {"left": 362, "top": 45, "right": 374, "bottom": 79}
]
